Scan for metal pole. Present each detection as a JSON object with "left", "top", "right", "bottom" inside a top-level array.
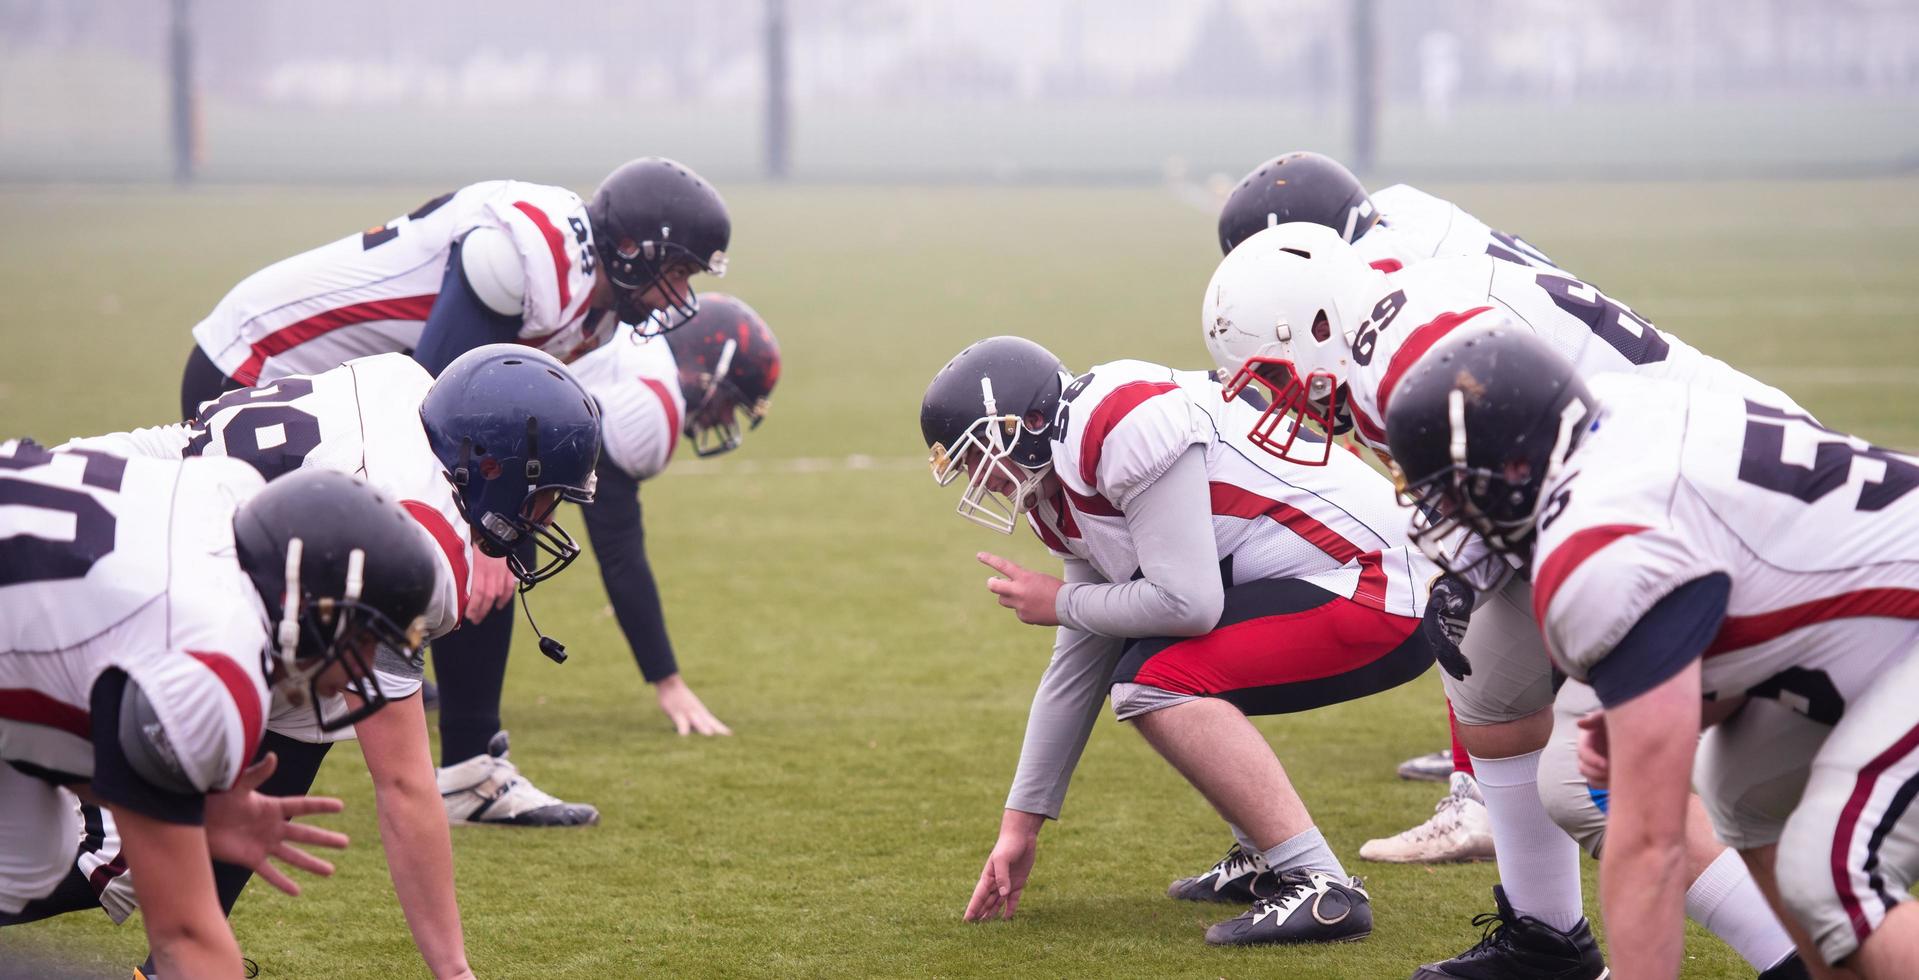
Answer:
[
  {"left": 764, "top": 0, "right": 790, "bottom": 181},
  {"left": 169, "top": 0, "right": 196, "bottom": 184},
  {"left": 1350, "top": 0, "right": 1378, "bottom": 174}
]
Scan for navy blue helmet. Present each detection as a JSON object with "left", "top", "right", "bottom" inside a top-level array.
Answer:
[
  {"left": 588, "top": 157, "right": 731, "bottom": 335},
  {"left": 233, "top": 468, "right": 437, "bottom": 733},
  {"left": 1218, "top": 152, "right": 1378, "bottom": 256},
  {"left": 1386, "top": 327, "right": 1596, "bottom": 581},
  {"left": 420, "top": 345, "right": 602, "bottom": 587}
]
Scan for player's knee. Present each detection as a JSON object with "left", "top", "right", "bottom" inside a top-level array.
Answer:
[{"left": 1537, "top": 767, "right": 1608, "bottom": 858}]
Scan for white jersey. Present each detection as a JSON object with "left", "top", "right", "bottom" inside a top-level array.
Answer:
[
  {"left": 190, "top": 180, "right": 611, "bottom": 387},
  {"left": 1032, "top": 360, "right": 1437, "bottom": 618},
  {"left": 567, "top": 324, "right": 685, "bottom": 481},
  {"left": 0, "top": 442, "right": 269, "bottom": 794},
  {"left": 1358, "top": 184, "right": 1561, "bottom": 273},
  {"left": 1533, "top": 375, "right": 1919, "bottom": 720},
  {"left": 1341, "top": 255, "right": 1803, "bottom": 451}
]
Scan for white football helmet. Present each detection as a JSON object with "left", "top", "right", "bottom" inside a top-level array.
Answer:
[{"left": 1200, "top": 222, "right": 1385, "bottom": 465}]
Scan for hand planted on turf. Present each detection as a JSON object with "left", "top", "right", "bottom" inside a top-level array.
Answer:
[
  {"left": 963, "top": 824, "right": 1039, "bottom": 922},
  {"left": 1576, "top": 709, "right": 1609, "bottom": 788},
  {"left": 465, "top": 551, "right": 516, "bottom": 625},
  {"left": 203, "top": 753, "right": 349, "bottom": 897},
  {"left": 978, "top": 552, "right": 1063, "bottom": 627},
  {"left": 656, "top": 673, "right": 732, "bottom": 736},
  {"left": 1421, "top": 573, "right": 1475, "bottom": 680}
]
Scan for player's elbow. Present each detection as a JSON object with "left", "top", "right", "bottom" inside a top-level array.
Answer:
[{"left": 1158, "top": 585, "right": 1224, "bottom": 637}]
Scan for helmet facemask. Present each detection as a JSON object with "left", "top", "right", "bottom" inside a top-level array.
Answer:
[
  {"left": 448, "top": 428, "right": 599, "bottom": 589},
  {"left": 682, "top": 336, "right": 771, "bottom": 458},
  {"left": 266, "top": 539, "right": 429, "bottom": 733},
  {"left": 1219, "top": 353, "right": 1350, "bottom": 466},
  {"left": 609, "top": 237, "right": 727, "bottom": 337},
  {"left": 928, "top": 378, "right": 1054, "bottom": 534},
  {"left": 1398, "top": 389, "right": 1552, "bottom": 580}
]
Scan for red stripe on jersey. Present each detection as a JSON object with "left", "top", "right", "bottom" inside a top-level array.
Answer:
[
  {"left": 86, "top": 852, "right": 128, "bottom": 894},
  {"left": 1351, "top": 403, "right": 1387, "bottom": 446},
  {"left": 1078, "top": 381, "right": 1180, "bottom": 485},
  {"left": 233, "top": 294, "right": 439, "bottom": 386},
  {"left": 1369, "top": 259, "right": 1403, "bottom": 273},
  {"left": 1706, "top": 589, "right": 1919, "bottom": 658},
  {"left": 1531, "top": 524, "right": 1651, "bottom": 625},
  {"left": 186, "top": 652, "right": 262, "bottom": 783},
  {"left": 0, "top": 688, "right": 90, "bottom": 740},
  {"left": 1354, "top": 552, "right": 1390, "bottom": 610},
  {"left": 1062, "top": 483, "right": 1122, "bottom": 518},
  {"left": 1831, "top": 716, "right": 1919, "bottom": 946},
  {"left": 1208, "top": 483, "right": 1363, "bottom": 562},
  {"left": 1030, "top": 513, "right": 1069, "bottom": 554},
  {"left": 512, "top": 201, "right": 573, "bottom": 312},
  {"left": 1373, "top": 306, "right": 1494, "bottom": 421},
  {"left": 401, "top": 500, "right": 470, "bottom": 618},
  {"left": 639, "top": 377, "right": 681, "bottom": 465}
]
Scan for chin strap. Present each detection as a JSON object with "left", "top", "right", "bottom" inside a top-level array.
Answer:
[{"left": 277, "top": 537, "right": 304, "bottom": 668}]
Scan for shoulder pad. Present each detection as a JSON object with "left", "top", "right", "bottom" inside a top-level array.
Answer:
[
  {"left": 460, "top": 225, "right": 527, "bottom": 317},
  {"left": 118, "top": 677, "right": 201, "bottom": 795}
]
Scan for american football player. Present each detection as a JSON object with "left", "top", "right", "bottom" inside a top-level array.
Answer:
[
  {"left": 60, "top": 344, "right": 601, "bottom": 979},
  {"left": 923, "top": 336, "right": 1463, "bottom": 947},
  {"left": 1200, "top": 222, "right": 1814, "bottom": 979},
  {"left": 1388, "top": 326, "right": 1919, "bottom": 978},
  {"left": 427, "top": 293, "right": 783, "bottom": 827},
  {"left": 0, "top": 456, "right": 435, "bottom": 980},
  {"left": 179, "top": 156, "right": 731, "bottom": 420}
]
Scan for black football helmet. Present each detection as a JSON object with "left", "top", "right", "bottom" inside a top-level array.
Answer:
[
  {"left": 588, "top": 157, "right": 731, "bottom": 335},
  {"left": 920, "top": 336, "right": 1067, "bottom": 533},
  {"left": 420, "top": 345, "right": 602, "bottom": 587},
  {"left": 1385, "top": 327, "right": 1596, "bottom": 580},
  {"left": 659, "top": 293, "right": 780, "bottom": 457},
  {"left": 1218, "top": 151, "right": 1379, "bottom": 255},
  {"left": 233, "top": 468, "right": 437, "bottom": 733}
]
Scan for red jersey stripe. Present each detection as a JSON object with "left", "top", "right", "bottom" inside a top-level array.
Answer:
[
  {"left": 0, "top": 688, "right": 90, "bottom": 740},
  {"left": 185, "top": 651, "right": 263, "bottom": 784},
  {"left": 1706, "top": 588, "right": 1919, "bottom": 658},
  {"left": 1208, "top": 482, "right": 1363, "bottom": 563},
  {"left": 233, "top": 294, "right": 439, "bottom": 386},
  {"left": 1374, "top": 306, "right": 1494, "bottom": 421},
  {"left": 1532, "top": 524, "right": 1651, "bottom": 625},
  {"left": 1831, "top": 716, "right": 1919, "bottom": 945},
  {"left": 639, "top": 377, "right": 681, "bottom": 465},
  {"left": 1351, "top": 403, "right": 1387, "bottom": 447},
  {"left": 401, "top": 500, "right": 470, "bottom": 619},
  {"left": 512, "top": 201, "right": 573, "bottom": 312},
  {"left": 1369, "top": 259, "right": 1404, "bottom": 273},
  {"left": 1030, "top": 513, "right": 1069, "bottom": 554},
  {"left": 1062, "top": 483, "right": 1122, "bottom": 518},
  {"left": 1078, "top": 381, "right": 1180, "bottom": 485}
]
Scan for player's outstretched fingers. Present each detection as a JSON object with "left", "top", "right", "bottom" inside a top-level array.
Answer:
[
  {"left": 275, "top": 794, "right": 347, "bottom": 820},
  {"left": 232, "top": 752, "right": 280, "bottom": 794},
  {"left": 278, "top": 814, "right": 349, "bottom": 850},
  {"left": 255, "top": 860, "right": 303, "bottom": 898},
  {"left": 964, "top": 863, "right": 1002, "bottom": 922},
  {"left": 977, "top": 552, "right": 1023, "bottom": 578},
  {"left": 269, "top": 841, "right": 337, "bottom": 879}
]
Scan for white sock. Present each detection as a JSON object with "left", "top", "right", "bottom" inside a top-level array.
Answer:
[
  {"left": 1687, "top": 848, "right": 1796, "bottom": 971},
  {"left": 1471, "top": 749, "right": 1585, "bottom": 933},
  {"left": 1262, "top": 827, "right": 1345, "bottom": 879}
]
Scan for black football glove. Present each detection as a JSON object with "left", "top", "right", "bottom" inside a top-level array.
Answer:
[{"left": 1422, "top": 573, "right": 1475, "bottom": 680}]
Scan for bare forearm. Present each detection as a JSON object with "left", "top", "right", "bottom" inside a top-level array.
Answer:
[
  {"left": 374, "top": 779, "right": 471, "bottom": 978},
  {"left": 1601, "top": 833, "right": 1689, "bottom": 978}
]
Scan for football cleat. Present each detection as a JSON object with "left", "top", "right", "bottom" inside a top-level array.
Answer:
[
  {"left": 1167, "top": 842, "right": 1284, "bottom": 903},
  {"left": 1757, "top": 952, "right": 1811, "bottom": 980},
  {"left": 135, "top": 956, "right": 258, "bottom": 978},
  {"left": 1396, "top": 747, "right": 1455, "bottom": 781},
  {"left": 1360, "top": 771, "right": 1496, "bottom": 864},
  {"left": 1410, "top": 885, "right": 1607, "bottom": 979},
  {"left": 1203, "top": 870, "right": 1372, "bottom": 946},
  {"left": 438, "top": 731, "right": 599, "bottom": 827}
]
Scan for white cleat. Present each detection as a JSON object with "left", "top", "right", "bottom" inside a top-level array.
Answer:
[
  {"left": 1358, "top": 771, "right": 1495, "bottom": 864},
  {"left": 438, "top": 731, "right": 599, "bottom": 827}
]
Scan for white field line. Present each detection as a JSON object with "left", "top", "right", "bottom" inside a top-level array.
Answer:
[{"left": 661, "top": 454, "right": 927, "bottom": 477}]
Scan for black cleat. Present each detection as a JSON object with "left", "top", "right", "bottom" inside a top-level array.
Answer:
[
  {"left": 1757, "top": 951, "right": 1811, "bottom": 980},
  {"left": 1203, "top": 870, "right": 1373, "bottom": 946},
  {"left": 1168, "top": 842, "right": 1285, "bottom": 904},
  {"left": 1410, "top": 885, "right": 1607, "bottom": 979}
]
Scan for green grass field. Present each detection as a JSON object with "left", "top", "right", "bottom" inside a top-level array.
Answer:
[{"left": 3, "top": 178, "right": 1919, "bottom": 978}]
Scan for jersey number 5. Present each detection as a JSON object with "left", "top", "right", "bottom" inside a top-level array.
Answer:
[{"left": 1736, "top": 401, "right": 1919, "bottom": 512}]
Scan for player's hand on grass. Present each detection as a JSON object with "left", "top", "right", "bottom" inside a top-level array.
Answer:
[
  {"left": 465, "top": 551, "right": 516, "bottom": 624},
  {"left": 964, "top": 811, "right": 1043, "bottom": 922},
  {"left": 656, "top": 673, "right": 732, "bottom": 736},
  {"left": 1576, "top": 709, "right": 1609, "bottom": 788},
  {"left": 978, "top": 552, "right": 1064, "bottom": 627},
  {"left": 203, "top": 753, "right": 349, "bottom": 897}
]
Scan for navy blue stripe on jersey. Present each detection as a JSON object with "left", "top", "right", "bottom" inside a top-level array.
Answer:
[{"left": 1587, "top": 573, "right": 1731, "bottom": 709}]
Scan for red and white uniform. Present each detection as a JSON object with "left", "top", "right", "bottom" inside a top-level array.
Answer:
[
  {"left": 567, "top": 324, "right": 685, "bottom": 482},
  {"left": 0, "top": 444, "right": 268, "bottom": 915},
  {"left": 1531, "top": 374, "right": 1919, "bottom": 963},
  {"left": 1034, "top": 359, "right": 1435, "bottom": 619},
  {"left": 1341, "top": 255, "right": 1803, "bottom": 452},
  {"left": 63, "top": 354, "right": 470, "bottom": 743},
  {"left": 190, "top": 181, "right": 610, "bottom": 387},
  {"left": 1358, "top": 184, "right": 1560, "bottom": 272}
]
